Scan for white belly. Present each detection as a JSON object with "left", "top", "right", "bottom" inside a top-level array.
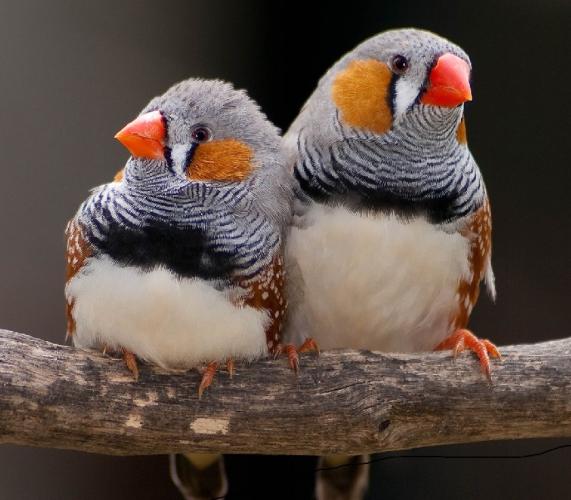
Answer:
[
  {"left": 66, "top": 256, "right": 268, "bottom": 368},
  {"left": 285, "top": 204, "right": 471, "bottom": 352}
]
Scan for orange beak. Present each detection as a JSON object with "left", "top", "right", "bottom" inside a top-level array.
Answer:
[
  {"left": 421, "top": 53, "right": 472, "bottom": 108},
  {"left": 114, "top": 110, "right": 166, "bottom": 159}
]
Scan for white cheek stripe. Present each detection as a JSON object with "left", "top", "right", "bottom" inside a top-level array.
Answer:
[
  {"left": 393, "top": 78, "right": 419, "bottom": 120},
  {"left": 170, "top": 144, "right": 189, "bottom": 174}
]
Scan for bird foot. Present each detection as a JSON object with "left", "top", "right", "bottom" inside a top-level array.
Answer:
[
  {"left": 122, "top": 348, "right": 139, "bottom": 380},
  {"left": 435, "top": 328, "right": 501, "bottom": 381},
  {"left": 226, "top": 358, "right": 235, "bottom": 378},
  {"left": 275, "top": 338, "right": 319, "bottom": 373},
  {"left": 198, "top": 361, "right": 219, "bottom": 399},
  {"left": 197, "top": 358, "right": 235, "bottom": 398}
]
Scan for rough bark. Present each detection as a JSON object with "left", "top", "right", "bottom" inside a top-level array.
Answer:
[{"left": 0, "top": 329, "right": 569, "bottom": 456}]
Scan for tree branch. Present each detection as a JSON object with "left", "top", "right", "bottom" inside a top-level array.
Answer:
[{"left": 0, "top": 329, "right": 569, "bottom": 456}]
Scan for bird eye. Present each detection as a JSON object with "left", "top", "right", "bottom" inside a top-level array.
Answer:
[
  {"left": 391, "top": 55, "right": 409, "bottom": 75},
  {"left": 190, "top": 126, "right": 212, "bottom": 143}
]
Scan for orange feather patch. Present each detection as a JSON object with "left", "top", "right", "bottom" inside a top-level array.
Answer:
[
  {"left": 113, "top": 168, "right": 124, "bottom": 182},
  {"left": 187, "top": 139, "right": 254, "bottom": 182},
  {"left": 65, "top": 219, "right": 92, "bottom": 338},
  {"left": 236, "top": 255, "right": 286, "bottom": 355},
  {"left": 332, "top": 59, "right": 393, "bottom": 134},
  {"left": 452, "top": 200, "right": 492, "bottom": 329},
  {"left": 456, "top": 116, "right": 468, "bottom": 145}
]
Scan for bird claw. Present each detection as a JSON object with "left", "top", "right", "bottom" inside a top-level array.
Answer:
[
  {"left": 198, "top": 361, "right": 219, "bottom": 399},
  {"left": 226, "top": 358, "right": 235, "bottom": 378},
  {"left": 435, "top": 329, "right": 501, "bottom": 381},
  {"left": 197, "top": 359, "right": 235, "bottom": 398},
  {"left": 275, "top": 338, "right": 319, "bottom": 374},
  {"left": 122, "top": 348, "right": 139, "bottom": 380},
  {"left": 298, "top": 337, "right": 320, "bottom": 356}
]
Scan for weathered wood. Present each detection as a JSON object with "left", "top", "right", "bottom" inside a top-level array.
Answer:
[{"left": 0, "top": 329, "right": 569, "bottom": 456}]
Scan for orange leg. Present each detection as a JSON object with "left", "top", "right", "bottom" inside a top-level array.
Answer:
[
  {"left": 198, "top": 361, "right": 219, "bottom": 399},
  {"left": 435, "top": 329, "right": 501, "bottom": 381},
  {"left": 226, "top": 358, "right": 235, "bottom": 379},
  {"left": 275, "top": 338, "right": 319, "bottom": 374},
  {"left": 298, "top": 337, "right": 320, "bottom": 355},
  {"left": 122, "top": 348, "right": 139, "bottom": 380}
]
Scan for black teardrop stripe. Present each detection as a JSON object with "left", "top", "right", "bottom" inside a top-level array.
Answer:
[{"left": 93, "top": 219, "right": 236, "bottom": 281}]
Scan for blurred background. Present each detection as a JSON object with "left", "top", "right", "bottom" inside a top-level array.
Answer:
[{"left": 0, "top": 0, "right": 569, "bottom": 498}]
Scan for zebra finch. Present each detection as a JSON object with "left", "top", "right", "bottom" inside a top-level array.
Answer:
[
  {"left": 283, "top": 28, "right": 500, "bottom": 500},
  {"left": 64, "top": 77, "right": 318, "bottom": 499}
]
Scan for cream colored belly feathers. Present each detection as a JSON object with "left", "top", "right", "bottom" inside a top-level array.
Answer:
[
  {"left": 66, "top": 256, "right": 269, "bottom": 369},
  {"left": 286, "top": 204, "right": 471, "bottom": 352}
]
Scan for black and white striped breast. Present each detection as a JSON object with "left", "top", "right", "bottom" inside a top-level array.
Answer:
[
  {"left": 78, "top": 180, "right": 280, "bottom": 282},
  {"left": 294, "top": 106, "right": 485, "bottom": 224}
]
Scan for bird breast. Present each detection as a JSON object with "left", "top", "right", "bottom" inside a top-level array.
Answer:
[
  {"left": 285, "top": 203, "right": 472, "bottom": 352},
  {"left": 66, "top": 256, "right": 269, "bottom": 368}
]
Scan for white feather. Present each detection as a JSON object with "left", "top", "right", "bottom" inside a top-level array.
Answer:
[
  {"left": 66, "top": 256, "right": 269, "bottom": 368},
  {"left": 285, "top": 204, "right": 472, "bottom": 352},
  {"left": 393, "top": 78, "right": 420, "bottom": 120},
  {"left": 484, "top": 258, "right": 496, "bottom": 301}
]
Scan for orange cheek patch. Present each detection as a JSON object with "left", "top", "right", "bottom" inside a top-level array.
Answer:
[
  {"left": 187, "top": 139, "right": 254, "bottom": 182},
  {"left": 456, "top": 116, "right": 468, "bottom": 144},
  {"left": 113, "top": 168, "right": 124, "bottom": 182},
  {"left": 332, "top": 59, "right": 393, "bottom": 134}
]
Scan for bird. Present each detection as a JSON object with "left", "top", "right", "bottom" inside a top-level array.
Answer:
[
  {"left": 283, "top": 28, "right": 500, "bottom": 500},
  {"left": 64, "top": 77, "right": 309, "bottom": 499}
]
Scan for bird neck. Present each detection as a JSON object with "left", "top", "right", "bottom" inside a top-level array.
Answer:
[
  {"left": 79, "top": 180, "right": 280, "bottom": 282},
  {"left": 294, "top": 106, "right": 485, "bottom": 223}
]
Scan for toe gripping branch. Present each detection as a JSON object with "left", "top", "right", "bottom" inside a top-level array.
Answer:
[
  {"left": 198, "top": 359, "right": 235, "bottom": 398},
  {"left": 114, "top": 337, "right": 319, "bottom": 397},
  {"left": 435, "top": 328, "right": 501, "bottom": 381},
  {"left": 275, "top": 338, "right": 320, "bottom": 373}
]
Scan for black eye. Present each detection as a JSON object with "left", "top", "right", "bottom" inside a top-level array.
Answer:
[
  {"left": 391, "top": 55, "right": 409, "bottom": 75},
  {"left": 191, "top": 126, "right": 212, "bottom": 143}
]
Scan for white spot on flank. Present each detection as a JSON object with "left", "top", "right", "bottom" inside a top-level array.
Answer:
[
  {"left": 190, "top": 418, "right": 229, "bottom": 435},
  {"left": 261, "top": 291, "right": 269, "bottom": 300}
]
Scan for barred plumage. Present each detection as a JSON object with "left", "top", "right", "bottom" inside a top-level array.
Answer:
[
  {"left": 65, "top": 78, "right": 294, "bottom": 391},
  {"left": 294, "top": 105, "right": 485, "bottom": 222},
  {"left": 283, "top": 29, "right": 499, "bottom": 500},
  {"left": 75, "top": 177, "right": 280, "bottom": 282}
]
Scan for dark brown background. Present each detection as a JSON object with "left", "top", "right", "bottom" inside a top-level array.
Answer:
[{"left": 0, "top": 1, "right": 569, "bottom": 499}]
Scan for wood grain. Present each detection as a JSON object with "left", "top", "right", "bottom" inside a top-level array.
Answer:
[{"left": 0, "top": 329, "right": 569, "bottom": 456}]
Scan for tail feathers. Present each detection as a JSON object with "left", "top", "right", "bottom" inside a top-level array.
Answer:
[
  {"left": 170, "top": 453, "right": 227, "bottom": 500},
  {"left": 316, "top": 455, "right": 370, "bottom": 500}
]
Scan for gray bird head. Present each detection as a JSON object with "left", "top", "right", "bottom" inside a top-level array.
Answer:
[
  {"left": 286, "top": 29, "right": 472, "bottom": 150},
  {"left": 115, "top": 78, "right": 291, "bottom": 228},
  {"left": 285, "top": 29, "right": 484, "bottom": 224}
]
